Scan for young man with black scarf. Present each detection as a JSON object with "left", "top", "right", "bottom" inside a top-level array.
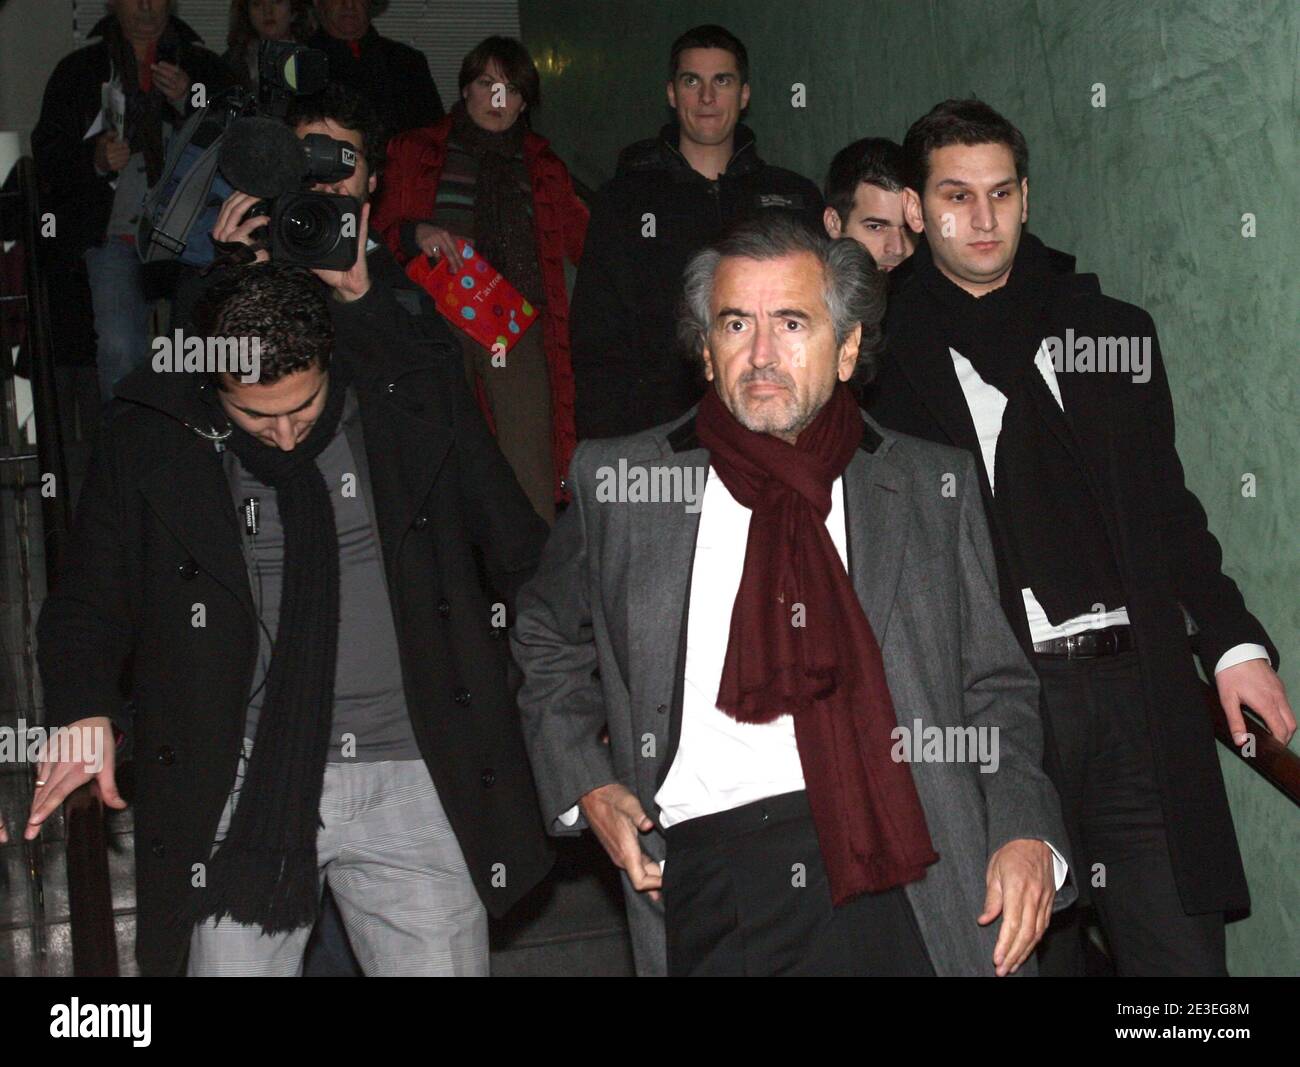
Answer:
[
  {"left": 28, "top": 263, "right": 553, "bottom": 975},
  {"left": 867, "top": 99, "right": 1294, "bottom": 976}
]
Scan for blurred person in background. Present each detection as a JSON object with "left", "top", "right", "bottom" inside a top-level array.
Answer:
[
  {"left": 822, "top": 136, "right": 916, "bottom": 276},
  {"left": 222, "top": 0, "right": 316, "bottom": 93},
  {"left": 309, "top": 0, "right": 443, "bottom": 137},
  {"left": 373, "top": 36, "right": 588, "bottom": 524},
  {"left": 31, "top": 0, "right": 229, "bottom": 401}
]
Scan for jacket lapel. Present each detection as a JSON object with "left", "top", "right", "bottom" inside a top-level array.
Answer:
[
  {"left": 356, "top": 379, "right": 453, "bottom": 579},
  {"left": 844, "top": 426, "right": 913, "bottom": 643},
  {"left": 894, "top": 334, "right": 983, "bottom": 457},
  {"left": 627, "top": 434, "right": 707, "bottom": 694},
  {"left": 138, "top": 436, "right": 254, "bottom": 620}
]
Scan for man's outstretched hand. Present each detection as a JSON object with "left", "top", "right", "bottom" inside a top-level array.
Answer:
[
  {"left": 1216, "top": 659, "right": 1295, "bottom": 748},
  {"left": 24, "top": 716, "right": 126, "bottom": 840}
]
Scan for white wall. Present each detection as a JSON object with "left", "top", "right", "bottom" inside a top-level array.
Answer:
[{"left": 0, "top": 0, "right": 80, "bottom": 150}]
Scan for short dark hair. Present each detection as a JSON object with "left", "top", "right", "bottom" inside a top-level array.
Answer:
[
  {"left": 902, "top": 98, "right": 1029, "bottom": 193},
  {"left": 823, "top": 138, "right": 908, "bottom": 225},
  {"left": 286, "top": 81, "right": 387, "bottom": 177},
  {"left": 194, "top": 263, "right": 333, "bottom": 386},
  {"left": 459, "top": 36, "right": 541, "bottom": 121},
  {"left": 668, "top": 24, "right": 749, "bottom": 85},
  {"left": 678, "top": 212, "right": 887, "bottom": 383}
]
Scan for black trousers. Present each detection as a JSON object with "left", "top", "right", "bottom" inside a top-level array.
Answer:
[
  {"left": 1033, "top": 650, "right": 1227, "bottom": 976},
  {"left": 662, "top": 790, "right": 935, "bottom": 976}
]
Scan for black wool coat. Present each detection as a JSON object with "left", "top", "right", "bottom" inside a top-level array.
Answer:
[
  {"left": 306, "top": 27, "right": 444, "bottom": 138},
  {"left": 866, "top": 252, "right": 1276, "bottom": 915},
  {"left": 37, "top": 281, "right": 554, "bottom": 975},
  {"left": 30, "top": 15, "right": 233, "bottom": 268}
]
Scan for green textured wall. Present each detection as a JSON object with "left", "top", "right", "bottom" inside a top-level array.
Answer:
[{"left": 519, "top": 0, "right": 1299, "bottom": 975}]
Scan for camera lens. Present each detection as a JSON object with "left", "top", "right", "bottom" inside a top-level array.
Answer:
[{"left": 277, "top": 198, "right": 337, "bottom": 256}]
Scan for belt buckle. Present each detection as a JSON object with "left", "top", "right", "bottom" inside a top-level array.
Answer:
[{"left": 1065, "top": 632, "right": 1080, "bottom": 658}]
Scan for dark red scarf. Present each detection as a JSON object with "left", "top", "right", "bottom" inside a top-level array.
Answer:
[{"left": 696, "top": 382, "right": 939, "bottom": 904}]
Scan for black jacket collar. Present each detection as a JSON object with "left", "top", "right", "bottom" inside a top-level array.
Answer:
[{"left": 617, "top": 121, "right": 761, "bottom": 180}]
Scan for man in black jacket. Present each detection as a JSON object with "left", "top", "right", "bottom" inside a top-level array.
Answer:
[
  {"left": 31, "top": 0, "right": 231, "bottom": 399},
  {"left": 867, "top": 99, "right": 1294, "bottom": 976},
  {"left": 570, "top": 24, "right": 824, "bottom": 439},
  {"left": 27, "top": 263, "right": 553, "bottom": 975},
  {"left": 308, "top": 0, "right": 443, "bottom": 138}
]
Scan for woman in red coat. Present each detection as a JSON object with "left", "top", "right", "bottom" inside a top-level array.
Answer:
[{"left": 372, "top": 36, "right": 588, "bottom": 523}]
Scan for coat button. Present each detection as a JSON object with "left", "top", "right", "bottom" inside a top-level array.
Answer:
[
  {"left": 656, "top": 703, "right": 667, "bottom": 715},
  {"left": 156, "top": 745, "right": 175, "bottom": 766},
  {"left": 412, "top": 515, "right": 429, "bottom": 530},
  {"left": 437, "top": 598, "right": 450, "bottom": 617},
  {"left": 453, "top": 687, "right": 471, "bottom": 706},
  {"left": 177, "top": 559, "right": 198, "bottom": 580},
  {"left": 150, "top": 839, "right": 166, "bottom": 858},
  {"left": 480, "top": 769, "right": 495, "bottom": 788}
]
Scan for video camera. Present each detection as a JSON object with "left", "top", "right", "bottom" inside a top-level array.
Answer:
[{"left": 138, "top": 41, "right": 361, "bottom": 271}]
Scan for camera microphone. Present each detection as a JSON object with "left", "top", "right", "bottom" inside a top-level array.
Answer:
[{"left": 219, "top": 117, "right": 308, "bottom": 199}]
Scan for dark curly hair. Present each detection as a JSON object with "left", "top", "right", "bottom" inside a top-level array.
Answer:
[{"left": 194, "top": 263, "right": 333, "bottom": 386}]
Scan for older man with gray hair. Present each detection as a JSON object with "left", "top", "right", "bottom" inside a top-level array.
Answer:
[{"left": 512, "top": 212, "right": 1073, "bottom": 976}]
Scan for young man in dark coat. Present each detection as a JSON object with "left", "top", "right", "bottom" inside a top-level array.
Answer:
[
  {"left": 570, "top": 24, "right": 824, "bottom": 440},
  {"left": 31, "top": 0, "right": 231, "bottom": 399},
  {"left": 308, "top": 0, "right": 444, "bottom": 137},
  {"left": 27, "top": 262, "right": 553, "bottom": 976},
  {"left": 866, "top": 98, "right": 1294, "bottom": 976}
]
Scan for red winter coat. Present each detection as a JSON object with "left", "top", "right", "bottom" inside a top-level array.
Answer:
[{"left": 372, "top": 117, "right": 588, "bottom": 504}]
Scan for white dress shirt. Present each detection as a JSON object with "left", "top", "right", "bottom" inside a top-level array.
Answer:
[
  {"left": 647, "top": 467, "right": 1067, "bottom": 890},
  {"left": 950, "top": 344, "right": 1267, "bottom": 673},
  {"left": 654, "top": 467, "right": 822, "bottom": 828}
]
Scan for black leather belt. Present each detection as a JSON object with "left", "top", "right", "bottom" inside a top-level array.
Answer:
[{"left": 1032, "top": 624, "right": 1134, "bottom": 659}]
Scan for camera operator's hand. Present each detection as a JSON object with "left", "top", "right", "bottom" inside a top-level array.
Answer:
[
  {"left": 94, "top": 132, "right": 131, "bottom": 174},
  {"left": 212, "top": 191, "right": 270, "bottom": 264},
  {"left": 313, "top": 201, "right": 372, "bottom": 303},
  {"left": 151, "top": 61, "right": 192, "bottom": 106},
  {"left": 415, "top": 222, "right": 464, "bottom": 273}
]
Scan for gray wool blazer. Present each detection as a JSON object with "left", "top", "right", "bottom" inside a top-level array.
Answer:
[{"left": 512, "top": 407, "right": 1075, "bottom": 976}]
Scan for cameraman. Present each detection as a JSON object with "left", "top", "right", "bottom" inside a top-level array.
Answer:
[{"left": 201, "top": 82, "right": 451, "bottom": 354}]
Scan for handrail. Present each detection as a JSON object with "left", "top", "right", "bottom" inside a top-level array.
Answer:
[
  {"left": 12, "top": 154, "right": 118, "bottom": 973},
  {"left": 16, "top": 156, "right": 69, "bottom": 577},
  {"left": 64, "top": 781, "right": 119, "bottom": 976},
  {"left": 1208, "top": 684, "right": 1300, "bottom": 806}
]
